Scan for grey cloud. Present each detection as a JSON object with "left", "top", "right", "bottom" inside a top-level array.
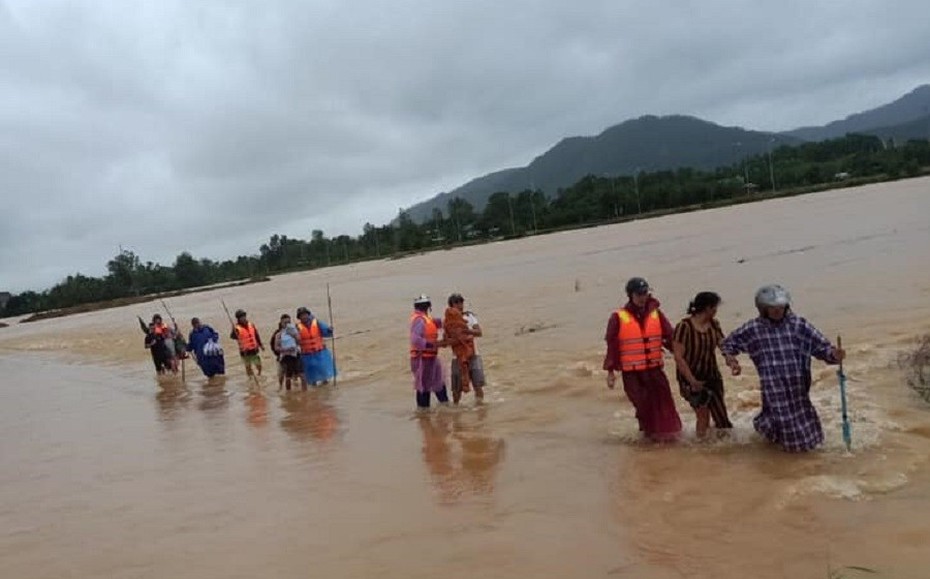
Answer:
[{"left": 1, "top": 0, "right": 928, "bottom": 291}]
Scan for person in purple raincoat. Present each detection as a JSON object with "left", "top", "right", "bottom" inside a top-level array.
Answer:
[{"left": 409, "top": 294, "right": 449, "bottom": 409}]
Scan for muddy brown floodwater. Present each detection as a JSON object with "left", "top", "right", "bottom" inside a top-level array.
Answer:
[{"left": 2, "top": 177, "right": 930, "bottom": 578}]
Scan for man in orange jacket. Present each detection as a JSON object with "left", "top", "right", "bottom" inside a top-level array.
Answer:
[{"left": 230, "top": 309, "right": 264, "bottom": 379}]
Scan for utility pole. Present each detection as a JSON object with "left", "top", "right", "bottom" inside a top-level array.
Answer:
[
  {"left": 633, "top": 168, "right": 642, "bottom": 214},
  {"left": 529, "top": 181, "right": 538, "bottom": 232},
  {"left": 507, "top": 194, "right": 516, "bottom": 236},
  {"left": 768, "top": 137, "right": 777, "bottom": 191},
  {"left": 606, "top": 175, "right": 618, "bottom": 218},
  {"left": 734, "top": 142, "right": 749, "bottom": 186},
  {"left": 451, "top": 203, "right": 462, "bottom": 242},
  {"left": 924, "top": 105, "right": 930, "bottom": 141}
]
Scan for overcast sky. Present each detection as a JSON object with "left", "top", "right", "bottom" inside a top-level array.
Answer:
[{"left": 2, "top": 0, "right": 928, "bottom": 292}]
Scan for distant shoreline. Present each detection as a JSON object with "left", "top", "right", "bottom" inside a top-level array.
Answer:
[
  {"left": 496, "top": 171, "right": 921, "bottom": 237},
  {"left": 383, "top": 171, "right": 924, "bottom": 253},
  {"left": 13, "top": 276, "right": 271, "bottom": 324},
  {"left": 4, "top": 170, "right": 926, "bottom": 326}
]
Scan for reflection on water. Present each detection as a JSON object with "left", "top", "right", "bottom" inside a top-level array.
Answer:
[
  {"left": 154, "top": 382, "right": 192, "bottom": 422},
  {"left": 279, "top": 389, "right": 340, "bottom": 442},
  {"left": 197, "top": 381, "right": 233, "bottom": 414},
  {"left": 418, "top": 407, "right": 506, "bottom": 504},
  {"left": 154, "top": 373, "right": 343, "bottom": 441},
  {"left": 245, "top": 391, "right": 269, "bottom": 428}
]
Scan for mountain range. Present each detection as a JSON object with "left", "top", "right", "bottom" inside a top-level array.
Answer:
[{"left": 404, "top": 85, "right": 930, "bottom": 221}]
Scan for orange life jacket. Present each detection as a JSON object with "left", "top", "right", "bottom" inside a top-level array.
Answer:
[
  {"left": 235, "top": 322, "right": 258, "bottom": 352},
  {"left": 410, "top": 311, "right": 438, "bottom": 358},
  {"left": 617, "top": 309, "right": 664, "bottom": 372},
  {"left": 298, "top": 319, "right": 325, "bottom": 353},
  {"left": 153, "top": 322, "right": 170, "bottom": 337}
]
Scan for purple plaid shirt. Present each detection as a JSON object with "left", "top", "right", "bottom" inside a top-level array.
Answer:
[{"left": 721, "top": 313, "right": 839, "bottom": 452}]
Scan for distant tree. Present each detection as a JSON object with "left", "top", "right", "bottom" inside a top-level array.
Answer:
[
  {"left": 481, "top": 192, "right": 515, "bottom": 235},
  {"left": 446, "top": 197, "right": 476, "bottom": 241},
  {"left": 106, "top": 249, "right": 141, "bottom": 294},
  {"left": 174, "top": 252, "right": 207, "bottom": 288}
]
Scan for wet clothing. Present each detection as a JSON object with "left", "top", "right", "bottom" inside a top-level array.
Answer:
[
  {"left": 465, "top": 312, "right": 481, "bottom": 354},
  {"left": 616, "top": 308, "right": 665, "bottom": 371},
  {"left": 279, "top": 324, "right": 299, "bottom": 355},
  {"left": 280, "top": 355, "right": 301, "bottom": 379},
  {"left": 299, "top": 317, "right": 335, "bottom": 384},
  {"left": 144, "top": 331, "right": 172, "bottom": 374},
  {"left": 679, "top": 376, "right": 726, "bottom": 411},
  {"left": 152, "top": 322, "right": 180, "bottom": 363},
  {"left": 186, "top": 325, "right": 226, "bottom": 378},
  {"left": 410, "top": 313, "right": 445, "bottom": 392},
  {"left": 271, "top": 326, "right": 301, "bottom": 382},
  {"left": 297, "top": 319, "right": 326, "bottom": 354},
  {"left": 272, "top": 325, "right": 300, "bottom": 360},
  {"left": 270, "top": 328, "right": 282, "bottom": 359},
  {"left": 416, "top": 387, "right": 449, "bottom": 408},
  {"left": 604, "top": 298, "right": 682, "bottom": 438},
  {"left": 411, "top": 357, "right": 446, "bottom": 407},
  {"left": 451, "top": 310, "right": 486, "bottom": 395},
  {"left": 721, "top": 312, "right": 840, "bottom": 452},
  {"left": 604, "top": 299, "right": 675, "bottom": 372},
  {"left": 674, "top": 318, "right": 724, "bottom": 380},
  {"left": 230, "top": 322, "right": 263, "bottom": 356},
  {"left": 410, "top": 311, "right": 447, "bottom": 407},
  {"left": 444, "top": 306, "right": 475, "bottom": 393},
  {"left": 620, "top": 368, "right": 682, "bottom": 437},
  {"left": 157, "top": 322, "right": 189, "bottom": 361},
  {"left": 451, "top": 354, "right": 485, "bottom": 395},
  {"left": 673, "top": 318, "right": 732, "bottom": 428}
]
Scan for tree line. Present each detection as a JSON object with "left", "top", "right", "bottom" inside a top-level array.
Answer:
[{"left": 2, "top": 133, "right": 928, "bottom": 318}]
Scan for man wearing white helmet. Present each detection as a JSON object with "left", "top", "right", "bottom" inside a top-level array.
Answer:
[
  {"left": 721, "top": 284, "right": 845, "bottom": 452},
  {"left": 409, "top": 294, "right": 449, "bottom": 408}
]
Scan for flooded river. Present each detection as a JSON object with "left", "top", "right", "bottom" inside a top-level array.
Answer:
[{"left": 2, "top": 178, "right": 930, "bottom": 578}]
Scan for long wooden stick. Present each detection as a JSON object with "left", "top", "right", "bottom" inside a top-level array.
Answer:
[
  {"left": 327, "top": 283, "right": 337, "bottom": 387},
  {"left": 837, "top": 335, "right": 851, "bottom": 452},
  {"left": 160, "top": 298, "right": 185, "bottom": 382},
  {"left": 220, "top": 299, "right": 235, "bottom": 326}
]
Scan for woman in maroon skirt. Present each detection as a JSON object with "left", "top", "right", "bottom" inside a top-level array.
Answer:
[{"left": 603, "top": 277, "right": 682, "bottom": 441}]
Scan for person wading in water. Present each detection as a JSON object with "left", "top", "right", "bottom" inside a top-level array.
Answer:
[
  {"left": 672, "top": 292, "right": 733, "bottom": 438},
  {"left": 721, "top": 284, "right": 845, "bottom": 452},
  {"left": 409, "top": 294, "right": 450, "bottom": 409},
  {"left": 230, "top": 309, "right": 264, "bottom": 379},
  {"left": 603, "top": 277, "right": 682, "bottom": 441}
]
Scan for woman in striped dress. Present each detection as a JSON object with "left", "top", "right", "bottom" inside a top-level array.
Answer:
[{"left": 672, "top": 292, "right": 733, "bottom": 438}]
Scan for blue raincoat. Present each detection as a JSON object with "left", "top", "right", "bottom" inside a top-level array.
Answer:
[
  {"left": 187, "top": 325, "right": 226, "bottom": 378},
  {"left": 300, "top": 317, "right": 336, "bottom": 384}
]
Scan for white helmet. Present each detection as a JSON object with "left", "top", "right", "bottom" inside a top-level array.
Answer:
[
  {"left": 755, "top": 284, "right": 791, "bottom": 308},
  {"left": 413, "top": 294, "right": 431, "bottom": 306}
]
